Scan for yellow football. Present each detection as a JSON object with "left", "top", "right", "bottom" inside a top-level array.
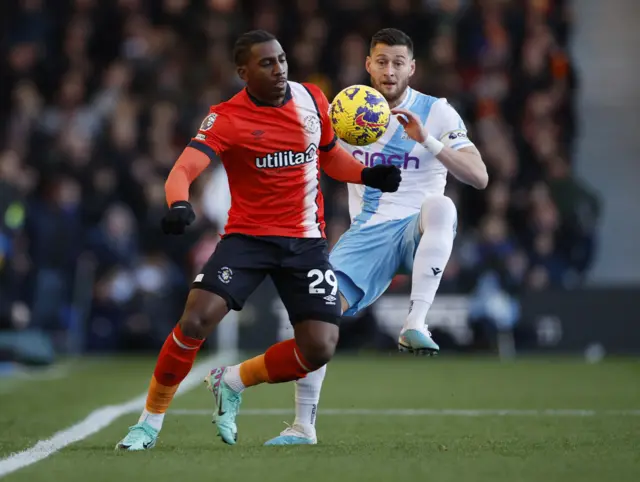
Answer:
[{"left": 330, "top": 85, "right": 390, "bottom": 146}]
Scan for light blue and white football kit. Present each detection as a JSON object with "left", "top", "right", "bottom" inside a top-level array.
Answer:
[
  {"left": 264, "top": 88, "right": 476, "bottom": 446},
  {"left": 331, "top": 88, "right": 474, "bottom": 321}
]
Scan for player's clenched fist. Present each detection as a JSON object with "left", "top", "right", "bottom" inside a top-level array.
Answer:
[
  {"left": 361, "top": 164, "right": 402, "bottom": 192},
  {"left": 161, "top": 201, "right": 196, "bottom": 235}
]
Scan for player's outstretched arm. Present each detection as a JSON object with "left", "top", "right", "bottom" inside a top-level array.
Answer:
[
  {"left": 161, "top": 147, "right": 210, "bottom": 234},
  {"left": 392, "top": 107, "right": 488, "bottom": 190},
  {"left": 320, "top": 143, "right": 401, "bottom": 192}
]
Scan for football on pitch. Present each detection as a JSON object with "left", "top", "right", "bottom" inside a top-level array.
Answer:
[{"left": 330, "top": 85, "right": 390, "bottom": 146}]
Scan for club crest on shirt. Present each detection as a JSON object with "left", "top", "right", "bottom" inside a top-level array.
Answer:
[
  {"left": 199, "top": 113, "right": 217, "bottom": 131},
  {"left": 303, "top": 115, "right": 320, "bottom": 134}
]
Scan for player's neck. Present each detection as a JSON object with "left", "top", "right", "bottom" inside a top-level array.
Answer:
[
  {"left": 388, "top": 89, "right": 409, "bottom": 109},
  {"left": 246, "top": 87, "right": 287, "bottom": 107}
]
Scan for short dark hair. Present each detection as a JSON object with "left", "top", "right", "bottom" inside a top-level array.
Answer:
[
  {"left": 370, "top": 28, "right": 413, "bottom": 56},
  {"left": 233, "top": 30, "right": 277, "bottom": 66}
]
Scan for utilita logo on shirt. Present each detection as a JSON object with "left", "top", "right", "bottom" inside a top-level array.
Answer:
[
  {"left": 255, "top": 144, "right": 318, "bottom": 169},
  {"left": 352, "top": 150, "right": 420, "bottom": 169}
]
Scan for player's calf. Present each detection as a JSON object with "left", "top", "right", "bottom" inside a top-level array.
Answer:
[
  {"left": 116, "top": 322, "right": 204, "bottom": 451},
  {"left": 264, "top": 364, "right": 326, "bottom": 446},
  {"left": 399, "top": 195, "right": 456, "bottom": 356},
  {"left": 116, "top": 290, "right": 229, "bottom": 450},
  {"left": 206, "top": 322, "right": 338, "bottom": 446},
  {"left": 205, "top": 336, "right": 328, "bottom": 445}
]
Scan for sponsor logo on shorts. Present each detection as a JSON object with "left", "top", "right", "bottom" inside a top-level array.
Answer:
[
  {"left": 323, "top": 294, "right": 337, "bottom": 305},
  {"left": 218, "top": 267, "right": 233, "bottom": 284},
  {"left": 255, "top": 144, "right": 318, "bottom": 169}
]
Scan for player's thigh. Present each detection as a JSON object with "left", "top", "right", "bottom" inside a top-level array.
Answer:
[
  {"left": 271, "top": 238, "right": 341, "bottom": 327},
  {"left": 329, "top": 222, "right": 406, "bottom": 316},
  {"left": 399, "top": 213, "right": 423, "bottom": 273},
  {"left": 192, "top": 234, "right": 270, "bottom": 312}
]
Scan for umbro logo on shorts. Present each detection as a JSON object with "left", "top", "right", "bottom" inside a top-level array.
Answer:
[{"left": 323, "top": 294, "right": 337, "bottom": 305}]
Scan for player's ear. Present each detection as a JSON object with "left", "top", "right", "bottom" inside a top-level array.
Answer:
[
  {"left": 365, "top": 56, "right": 372, "bottom": 75},
  {"left": 409, "top": 59, "right": 416, "bottom": 78},
  {"left": 237, "top": 66, "right": 248, "bottom": 82}
]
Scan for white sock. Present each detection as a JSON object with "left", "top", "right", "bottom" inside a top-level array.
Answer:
[
  {"left": 404, "top": 300, "right": 432, "bottom": 331},
  {"left": 403, "top": 195, "right": 456, "bottom": 333},
  {"left": 222, "top": 364, "right": 246, "bottom": 393},
  {"left": 293, "top": 364, "right": 326, "bottom": 428},
  {"left": 139, "top": 409, "right": 165, "bottom": 431}
]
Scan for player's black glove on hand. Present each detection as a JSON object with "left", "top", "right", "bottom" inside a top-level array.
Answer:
[
  {"left": 361, "top": 164, "right": 402, "bottom": 192},
  {"left": 161, "top": 201, "right": 196, "bottom": 235}
]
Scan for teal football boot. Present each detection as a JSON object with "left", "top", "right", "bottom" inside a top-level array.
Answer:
[
  {"left": 264, "top": 423, "right": 317, "bottom": 446},
  {"left": 204, "top": 367, "right": 242, "bottom": 445},
  {"left": 115, "top": 421, "right": 158, "bottom": 451},
  {"left": 398, "top": 326, "right": 440, "bottom": 356}
]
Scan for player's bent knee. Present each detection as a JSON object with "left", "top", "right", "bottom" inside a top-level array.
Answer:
[
  {"left": 178, "top": 289, "right": 229, "bottom": 339},
  {"left": 420, "top": 195, "right": 457, "bottom": 231},
  {"left": 178, "top": 313, "right": 207, "bottom": 339},
  {"left": 301, "top": 338, "right": 336, "bottom": 368},
  {"left": 296, "top": 322, "right": 339, "bottom": 368}
]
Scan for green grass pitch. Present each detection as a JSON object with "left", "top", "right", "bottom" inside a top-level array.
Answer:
[{"left": 1, "top": 354, "right": 639, "bottom": 482}]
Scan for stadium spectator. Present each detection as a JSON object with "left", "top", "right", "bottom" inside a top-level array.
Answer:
[{"left": 0, "top": 0, "right": 597, "bottom": 351}]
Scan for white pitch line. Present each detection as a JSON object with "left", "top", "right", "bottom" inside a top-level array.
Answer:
[
  {"left": 0, "top": 351, "right": 236, "bottom": 479},
  {"left": 170, "top": 408, "right": 640, "bottom": 417}
]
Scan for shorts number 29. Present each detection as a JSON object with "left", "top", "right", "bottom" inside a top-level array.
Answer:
[{"left": 307, "top": 269, "right": 338, "bottom": 296}]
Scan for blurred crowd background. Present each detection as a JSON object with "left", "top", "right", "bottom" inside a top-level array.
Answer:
[{"left": 0, "top": 0, "right": 603, "bottom": 355}]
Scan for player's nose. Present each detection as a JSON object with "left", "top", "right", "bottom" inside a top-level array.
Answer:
[{"left": 273, "top": 61, "right": 286, "bottom": 76}]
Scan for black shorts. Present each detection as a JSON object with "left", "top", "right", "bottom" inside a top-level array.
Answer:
[{"left": 192, "top": 234, "right": 341, "bottom": 325}]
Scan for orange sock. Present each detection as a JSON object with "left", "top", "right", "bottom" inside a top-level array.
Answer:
[
  {"left": 237, "top": 339, "right": 319, "bottom": 388},
  {"left": 145, "top": 324, "right": 204, "bottom": 414},
  {"left": 239, "top": 354, "right": 270, "bottom": 387}
]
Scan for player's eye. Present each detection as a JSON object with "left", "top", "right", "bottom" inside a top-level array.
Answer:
[
  {"left": 377, "top": 60, "right": 386, "bottom": 67},
  {"left": 394, "top": 62, "right": 404, "bottom": 68}
]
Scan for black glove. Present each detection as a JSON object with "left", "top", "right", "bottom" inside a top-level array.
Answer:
[
  {"left": 361, "top": 164, "right": 402, "bottom": 192},
  {"left": 161, "top": 201, "right": 196, "bottom": 235}
]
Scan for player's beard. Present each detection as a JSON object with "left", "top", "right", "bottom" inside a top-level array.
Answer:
[{"left": 371, "top": 76, "right": 411, "bottom": 108}]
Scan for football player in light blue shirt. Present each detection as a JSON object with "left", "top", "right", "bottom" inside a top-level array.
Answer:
[{"left": 266, "top": 28, "right": 488, "bottom": 446}]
